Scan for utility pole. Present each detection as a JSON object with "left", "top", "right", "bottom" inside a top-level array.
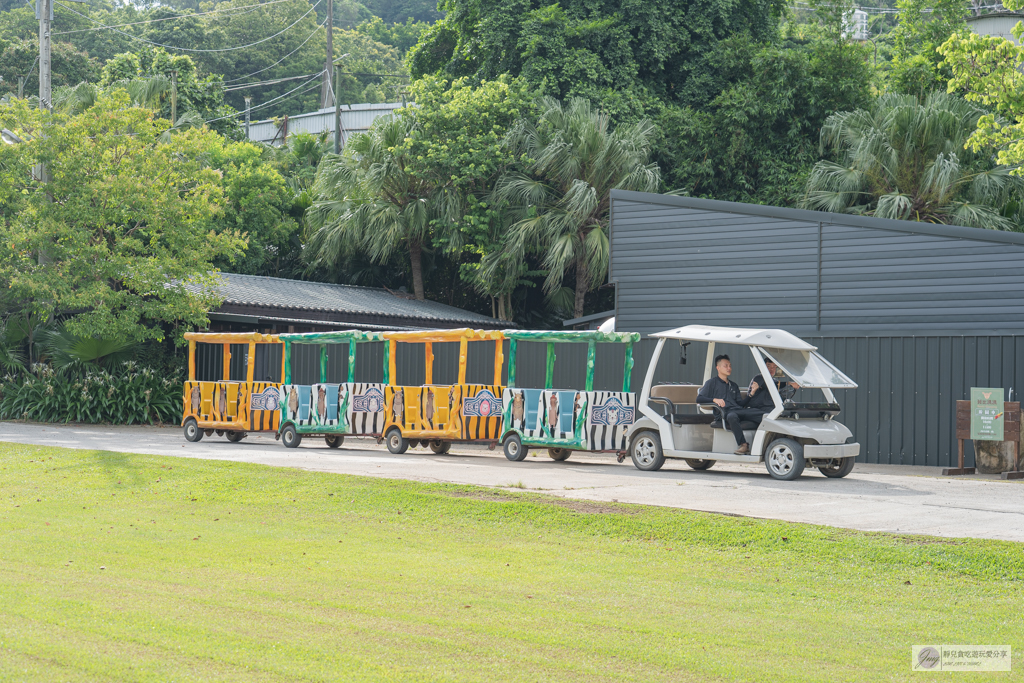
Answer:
[
  {"left": 37, "top": 0, "right": 51, "bottom": 111},
  {"left": 170, "top": 70, "right": 178, "bottom": 126},
  {"left": 321, "top": 0, "right": 333, "bottom": 108},
  {"left": 18, "top": 76, "right": 24, "bottom": 99},
  {"left": 244, "top": 96, "right": 252, "bottom": 140}
]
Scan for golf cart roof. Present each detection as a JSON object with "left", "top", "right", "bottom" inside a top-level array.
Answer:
[{"left": 651, "top": 325, "right": 817, "bottom": 351}]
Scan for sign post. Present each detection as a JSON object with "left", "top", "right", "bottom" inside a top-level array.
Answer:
[
  {"left": 970, "top": 387, "right": 1003, "bottom": 441},
  {"left": 945, "top": 390, "right": 1022, "bottom": 478}
]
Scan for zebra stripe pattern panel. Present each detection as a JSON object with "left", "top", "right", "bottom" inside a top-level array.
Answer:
[
  {"left": 345, "top": 382, "right": 386, "bottom": 435},
  {"left": 585, "top": 391, "right": 636, "bottom": 451}
]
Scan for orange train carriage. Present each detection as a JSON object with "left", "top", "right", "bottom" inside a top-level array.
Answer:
[
  {"left": 182, "top": 332, "right": 285, "bottom": 442},
  {"left": 381, "top": 328, "right": 505, "bottom": 454}
]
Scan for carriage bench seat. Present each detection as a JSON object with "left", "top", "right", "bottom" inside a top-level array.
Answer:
[{"left": 649, "top": 385, "right": 716, "bottom": 425}]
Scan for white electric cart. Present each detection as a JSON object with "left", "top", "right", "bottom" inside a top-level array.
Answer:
[{"left": 628, "top": 325, "right": 860, "bottom": 480}]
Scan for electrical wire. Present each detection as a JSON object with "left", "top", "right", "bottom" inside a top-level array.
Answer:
[
  {"left": 205, "top": 70, "right": 324, "bottom": 124},
  {"left": 54, "top": 0, "right": 323, "bottom": 53},
  {"left": 53, "top": 0, "right": 298, "bottom": 35},
  {"left": 223, "top": 72, "right": 321, "bottom": 91},
  {"left": 223, "top": 19, "right": 325, "bottom": 83}
]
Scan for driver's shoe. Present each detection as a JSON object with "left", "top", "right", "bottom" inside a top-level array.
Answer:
[{"left": 734, "top": 443, "right": 750, "bottom": 455}]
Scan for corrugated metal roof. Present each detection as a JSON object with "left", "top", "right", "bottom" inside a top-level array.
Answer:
[
  {"left": 208, "top": 272, "right": 499, "bottom": 326},
  {"left": 247, "top": 102, "right": 403, "bottom": 145}
]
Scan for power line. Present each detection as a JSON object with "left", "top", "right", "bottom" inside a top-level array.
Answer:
[
  {"left": 53, "top": 0, "right": 298, "bottom": 35},
  {"left": 54, "top": 0, "right": 323, "bottom": 53},
  {"left": 223, "top": 19, "right": 324, "bottom": 84},
  {"left": 206, "top": 70, "right": 324, "bottom": 124},
  {"left": 223, "top": 72, "right": 320, "bottom": 91}
]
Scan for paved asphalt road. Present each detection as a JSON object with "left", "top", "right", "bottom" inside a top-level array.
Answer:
[{"left": 1, "top": 422, "right": 1021, "bottom": 542}]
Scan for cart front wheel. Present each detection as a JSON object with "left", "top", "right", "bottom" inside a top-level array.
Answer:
[
  {"left": 765, "top": 438, "right": 805, "bottom": 480},
  {"left": 325, "top": 435, "right": 344, "bottom": 449},
  {"left": 503, "top": 434, "right": 528, "bottom": 461},
  {"left": 226, "top": 430, "right": 245, "bottom": 443},
  {"left": 282, "top": 424, "right": 302, "bottom": 449},
  {"left": 685, "top": 458, "right": 715, "bottom": 470},
  {"left": 386, "top": 428, "right": 408, "bottom": 454},
  {"left": 183, "top": 418, "right": 203, "bottom": 443},
  {"left": 428, "top": 440, "right": 450, "bottom": 454},
  {"left": 630, "top": 430, "right": 664, "bottom": 471},
  {"left": 818, "top": 456, "right": 855, "bottom": 478},
  {"left": 548, "top": 448, "right": 571, "bottom": 461}
]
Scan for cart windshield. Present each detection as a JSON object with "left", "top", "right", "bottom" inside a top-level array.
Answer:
[{"left": 759, "top": 347, "right": 857, "bottom": 389}]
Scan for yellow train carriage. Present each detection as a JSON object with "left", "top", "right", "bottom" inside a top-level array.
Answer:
[
  {"left": 381, "top": 328, "right": 504, "bottom": 454},
  {"left": 182, "top": 332, "right": 284, "bottom": 443}
]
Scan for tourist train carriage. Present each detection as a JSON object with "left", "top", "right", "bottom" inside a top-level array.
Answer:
[
  {"left": 381, "top": 328, "right": 505, "bottom": 454},
  {"left": 181, "top": 332, "right": 285, "bottom": 443},
  {"left": 276, "top": 330, "right": 388, "bottom": 448},
  {"left": 499, "top": 330, "right": 640, "bottom": 462}
]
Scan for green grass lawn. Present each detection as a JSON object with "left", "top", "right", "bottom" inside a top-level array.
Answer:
[{"left": 0, "top": 443, "right": 1020, "bottom": 682}]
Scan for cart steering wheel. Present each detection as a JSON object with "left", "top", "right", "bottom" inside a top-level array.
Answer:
[{"left": 779, "top": 384, "right": 797, "bottom": 401}]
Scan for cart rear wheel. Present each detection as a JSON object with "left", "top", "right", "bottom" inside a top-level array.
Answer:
[
  {"left": 325, "top": 435, "right": 344, "bottom": 449},
  {"left": 630, "top": 430, "right": 664, "bottom": 471},
  {"left": 685, "top": 458, "right": 715, "bottom": 470},
  {"left": 818, "top": 457, "right": 855, "bottom": 478},
  {"left": 428, "top": 440, "right": 450, "bottom": 454},
  {"left": 503, "top": 434, "right": 528, "bottom": 461},
  {"left": 183, "top": 418, "right": 203, "bottom": 443},
  {"left": 282, "top": 423, "right": 302, "bottom": 449},
  {"left": 548, "top": 448, "right": 571, "bottom": 461},
  {"left": 215, "top": 429, "right": 224, "bottom": 437},
  {"left": 225, "top": 430, "right": 245, "bottom": 443},
  {"left": 386, "top": 427, "right": 408, "bottom": 454},
  {"left": 765, "top": 438, "right": 805, "bottom": 480}
]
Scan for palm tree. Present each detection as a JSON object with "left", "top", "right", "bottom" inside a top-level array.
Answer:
[
  {"left": 304, "top": 114, "right": 454, "bottom": 300},
  {"left": 801, "top": 92, "right": 1021, "bottom": 229},
  {"left": 489, "top": 97, "right": 661, "bottom": 319}
]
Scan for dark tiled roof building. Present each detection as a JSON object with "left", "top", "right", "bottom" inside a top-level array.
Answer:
[{"left": 202, "top": 273, "right": 500, "bottom": 332}]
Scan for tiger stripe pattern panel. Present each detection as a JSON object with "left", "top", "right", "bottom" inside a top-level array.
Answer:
[
  {"left": 586, "top": 391, "right": 637, "bottom": 451},
  {"left": 346, "top": 382, "right": 386, "bottom": 435},
  {"left": 384, "top": 385, "right": 459, "bottom": 438},
  {"left": 247, "top": 382, "right": 282, "bottom": 432},
  {"left": 460, "top": 385, "right": 504, "bottom": 441}
]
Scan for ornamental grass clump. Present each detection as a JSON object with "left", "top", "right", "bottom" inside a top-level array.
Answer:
[{"left": 0, "top": 361, "right": 180, "bottom": 425}]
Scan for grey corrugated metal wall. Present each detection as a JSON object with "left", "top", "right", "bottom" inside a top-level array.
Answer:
[{"left": 606, "top": 190, "right": 1024, "bottom": 468}]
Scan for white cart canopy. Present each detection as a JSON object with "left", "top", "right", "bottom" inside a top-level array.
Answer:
[{"left": 650, "top": 325, "right": 817, "bottom": 351}]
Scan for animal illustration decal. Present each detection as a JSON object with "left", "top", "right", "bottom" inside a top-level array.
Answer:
[
  {"left": 424, "top": 388, "right": 435, "bottom": 426},
  {"left": 250, "top": 387, "right": 280, "bottom": 411},
  {"left": 591, "top": 396, "right": 635, "bottom": 426},
  {"left": 288, "top": 386, "right": 299, "bottom": 416},
  {"left": 353, "top": 387, "right": 384, "bottom": 412},
  {"left": 463, "top": 389, "right": 502, "bottom": 417},
  {"left": 393, "top": 388, "right": 405, "bottom": 425},
  {"left": 317, "top": 385, "right": 327, "bottom": 423},
  {"left": 511, "top": 390, "right": 525, "bottom": 430},
  {"left": 190, "top": 385, "right": 201, "bottom": 415},
  {"left": 219, "top": 385, "right": 228, "bottom": 417},
  {"left": 547, "top": 393, "right": 559, "bottom": 433}
]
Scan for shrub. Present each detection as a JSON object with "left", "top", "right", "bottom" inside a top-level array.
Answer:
[{"left": 0, "top": 362, "right": 181, "bottom": 425}]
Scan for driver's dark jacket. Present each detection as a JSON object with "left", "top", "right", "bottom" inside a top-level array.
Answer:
[
  {"left": 696, "top": 376, "right": 746, "bottom": 411},
  {"left": 746, "top": 374, "right": 782, "bottom": 412}
]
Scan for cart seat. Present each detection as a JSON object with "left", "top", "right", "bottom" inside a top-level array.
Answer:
[
  {"left": 710, "top": 417, "right": 762, "bottom": 430},
  {"left": 649, "top": 385, "right": 715, "bottom": 425}
]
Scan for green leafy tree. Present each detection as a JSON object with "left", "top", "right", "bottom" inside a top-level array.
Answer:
[
  {"left": 491, "top": 97, "right": 660, "bottom": 319},
  {"left": 939, "top": 7, "right": 1024, "bottom": 170},
  {"left": 305, "top": 113, "right": 455, "bottom": 300},
  {"left": 410, "top": 0, "right": 784, "bottom": 122},
  {"left": 0, "top": 37, "right": 99, "bottom": 100},
  {"left": 332, "top": 28, "right": 409, "bottom": 104},
  {"left": 889, "top": 0, "right": 968, "bottom": 95},
  {"left": 0, "top": 93, "right": 246, "bottom": 343},
  {"left": 800, "top": 92, "right": 1021, "bottom": 229},
  {"left": 356, "top": 16, "right": 431, "bottom": 55},
  {"left": 361, "top": 0, "right": 441, "bottom": 24},
  {"left": 657, "top": 37, "right": 873, "bottom": 205},
  {"left": 400, "top": 75, "right": 535, "bottom": 317}
]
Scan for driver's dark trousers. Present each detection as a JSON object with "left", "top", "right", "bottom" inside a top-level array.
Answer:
[{"left": 725, "top": 409, "right": 766, "bottom": 445}]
